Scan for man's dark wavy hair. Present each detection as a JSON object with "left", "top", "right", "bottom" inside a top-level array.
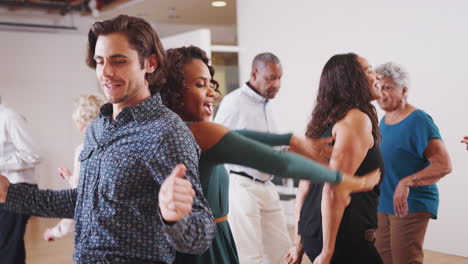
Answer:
[{"left": 85, "top": 15, "right": 166, "bottom": 95}]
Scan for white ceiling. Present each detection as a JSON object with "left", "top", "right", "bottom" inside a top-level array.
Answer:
[{"left": 98, "top": 0, "right": 236, "bottom": 26}]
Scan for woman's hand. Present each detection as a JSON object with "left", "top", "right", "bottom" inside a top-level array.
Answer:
[
  {"left": 284, "top": 246, "right": 304, "bottom": 264},
  {"left": 58, "top": 167, "right": 72, "bottom": 180},
  {"left": 393, "top": 179, "right": 410, "bottom": 216},
  {"left": 290, "top": 136, "right": 333, "bottom": 165},
  {"left": 0, "top": 175, "right": 11, "bottom": 203},
  {"left": 461, "top": 136, "right": 468, "bottom": 150},
  {"left": 43, "top": 228, "right": 56, "bottom": 242},
  {"left": 312, "top": 251, "right": 332, "bottom": 264}
]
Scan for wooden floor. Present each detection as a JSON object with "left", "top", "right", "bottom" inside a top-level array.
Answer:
[
  {"left": 301, "top": 251, "right": 468, "bottom": 264},
  {"left": 25, "top": 217, "right": 468, "bottom": 264},
  {"left": 25, "top": 217, "right": 75, "bottom": 264}
]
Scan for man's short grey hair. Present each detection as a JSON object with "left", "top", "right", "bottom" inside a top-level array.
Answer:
[
  {"left": 252, "top": 52, "right": 281, "bottom": 69},
  {"left": 375, "top": 62, "right": 410, "bottom": 88},
  {"left": 72, "top": 94, "right": 106, "bottom": 125}
]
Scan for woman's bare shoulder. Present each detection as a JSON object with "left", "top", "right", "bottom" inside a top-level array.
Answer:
[
  {"left": 188, "top": 121, "right": 230, "bottom": 151},
  {"left": 333, "top": 109, "right": 373, "bottom": 142},
  {"left": 337, "top": 109, "right": 371, "bottom": 128}
]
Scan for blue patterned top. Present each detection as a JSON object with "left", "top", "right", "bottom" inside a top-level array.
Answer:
[{"left": 6, "top": 93, "right": 215, "bottom": 264}]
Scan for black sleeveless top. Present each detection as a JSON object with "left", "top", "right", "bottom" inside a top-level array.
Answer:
[{"left": 298, "top": 125, "right": 384, "bottom": 247}]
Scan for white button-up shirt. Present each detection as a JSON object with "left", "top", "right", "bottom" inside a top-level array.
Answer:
[
  {"left": 214, "top": 83, "right": 278, "bottom": 182},
  {"left": 0, "top": 105, "right": 40, "bottom": 184}
]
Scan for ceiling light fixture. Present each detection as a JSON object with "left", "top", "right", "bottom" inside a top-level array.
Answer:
[{"left": 211, "top": 1, "right": 227, "bottom": 7}]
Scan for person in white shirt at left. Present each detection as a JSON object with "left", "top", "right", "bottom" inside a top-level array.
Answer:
[
  {"left": 0, "top": 103, "right": 40, "bottom": 264},
  {"left": 43, "top": 94, "right": 105, "bottom": 241}
]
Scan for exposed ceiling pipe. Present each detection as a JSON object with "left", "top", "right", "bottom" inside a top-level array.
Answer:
[
  {"left": 0, "top": 22, "right": 77, "bottom": 30},
  {"left": 59, "top": 0, "right": 73, "bottom": 16},
  {"left": 0, "top": 0, "right": 90, "bottom": 15}
]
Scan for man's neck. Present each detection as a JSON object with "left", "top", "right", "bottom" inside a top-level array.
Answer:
[
  {"left": 111, "top": 91, "right": 152, "bottom": 121},
  {"left": 246, "top": 81, "right": 264, "bottom": 98}
]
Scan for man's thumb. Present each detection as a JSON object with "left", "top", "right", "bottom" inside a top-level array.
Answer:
[{"left": 171, "top": 163, "right": 187, "bottom": 178}]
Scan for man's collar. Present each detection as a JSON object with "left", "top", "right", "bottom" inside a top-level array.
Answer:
[
  {"left": 99, "top": 103, "right": 113, "bottom": 120},
  {"left": 99, "top": 93, "right": 164, "bottom": 123},
  {"left": 241, "top": 82, "right": 269, "bottom": 103}
]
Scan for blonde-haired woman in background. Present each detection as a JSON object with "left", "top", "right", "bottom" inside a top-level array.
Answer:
[{"left": 43, "top": 94, "right": 105, "bottom": 241}]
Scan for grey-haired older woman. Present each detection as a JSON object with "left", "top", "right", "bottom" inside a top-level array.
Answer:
[{"left": 374, "top": 62, "right": 452, "bottom": 264}]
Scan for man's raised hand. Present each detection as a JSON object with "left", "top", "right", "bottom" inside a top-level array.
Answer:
[{"left": 159, "top": 164, "right": 195, "bottom": 222}]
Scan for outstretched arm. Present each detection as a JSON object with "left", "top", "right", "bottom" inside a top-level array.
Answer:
[
  {"left": 234, "top": 129, "right": 292, "bottom": 146},
  {"left": 0, "top": 175, "right": 77, "bottom": 218},
  {"left": 189, "top": 121, "right": 342, "bottom": 183},
  {"left": 236, "top": 129, "right": 333, "bottom": 164}
]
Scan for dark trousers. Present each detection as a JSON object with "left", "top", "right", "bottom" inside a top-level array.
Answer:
[
  {"left": 302, "top": 235, "right": 383, "bottom": 264},
  {"left": 0, "top": 204, "right": 30, "bottom": 264}
]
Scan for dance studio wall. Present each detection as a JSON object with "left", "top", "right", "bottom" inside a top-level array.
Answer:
[
  {"left": 0, "top": 13, "right": 236, "bottom": 190},
  {"left": 236, "top": 0, "right": 468, "bottom": 257},
  {"left": 0, "top": 30, "right": 98, "bottom": 189}
]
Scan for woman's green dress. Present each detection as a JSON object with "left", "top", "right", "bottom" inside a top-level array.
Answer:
[{"left": 174, "top": 130, "right": 342, "bottom": 264}]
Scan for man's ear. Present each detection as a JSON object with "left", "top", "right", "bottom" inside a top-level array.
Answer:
[
  {"left": 251, "top": 68, "right": 258, "bottom": 81},
  {"left": 145, "top": 54, "right": 158, "bottom": 73}
]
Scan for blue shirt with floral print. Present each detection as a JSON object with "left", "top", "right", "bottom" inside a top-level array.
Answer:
[{"left": 6, "top": 93, "right": 215, "bottom": 264}]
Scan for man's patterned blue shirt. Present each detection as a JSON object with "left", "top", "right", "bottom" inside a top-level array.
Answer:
[{"left": 6, "top": 93, "right": 215, "bottom": 264}]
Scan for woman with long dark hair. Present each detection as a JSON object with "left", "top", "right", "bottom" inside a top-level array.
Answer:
[
  {"left": 287, "top": 53, "right": 384, "bottom": 264},
  {"left": 159, "top": 46, "right": 381, "bottom": 264}
]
